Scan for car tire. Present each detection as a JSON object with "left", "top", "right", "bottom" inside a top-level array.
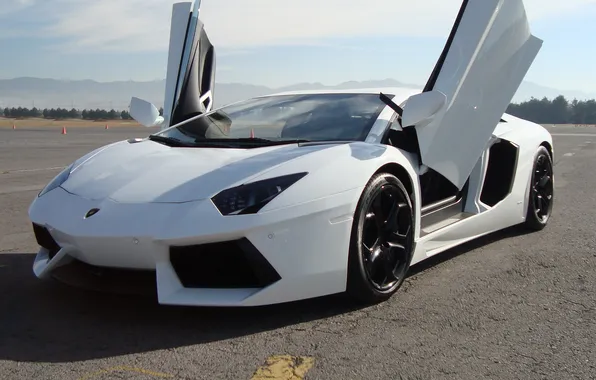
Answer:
[
  {"left": 523, "top": 146, "right": 554, "bottom": 231},
  {"left": 346, "top": 172, "right": 415, "bottom": 304}
]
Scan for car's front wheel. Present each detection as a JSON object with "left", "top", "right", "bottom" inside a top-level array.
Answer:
[{"left": 346, "top": 172, "right": 415, "bottom": 304}]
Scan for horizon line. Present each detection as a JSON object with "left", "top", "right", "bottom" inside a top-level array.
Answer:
[
  {"left": 1, "top": 76, "right": 595, "bottom": 99},
  {"left": 0, "top": 75, "right": 553, "bottom": 90}
]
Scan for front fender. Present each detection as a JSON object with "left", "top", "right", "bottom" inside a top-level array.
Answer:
[{"left": 257, "top": 142, "right": 421, "bottom": 233}]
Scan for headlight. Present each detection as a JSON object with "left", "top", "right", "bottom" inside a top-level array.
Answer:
[
  {"left": 38, "top": 164, "right": 73, "bottom": 197},
  {"left": 211, "top": 172, "right": 308, "bottom": 215}
]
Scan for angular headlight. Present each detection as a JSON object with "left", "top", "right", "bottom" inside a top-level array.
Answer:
[
  {"left": 211, "top": 172, "right": 308, "bottom": 215},
  {"left": 38, "top": 164, "right": 73, "bottom": 197}
]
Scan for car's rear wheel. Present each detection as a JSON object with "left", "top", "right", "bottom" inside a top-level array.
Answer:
[
  {"left": 524, "top": 146, "right": 554, "bottom": 231},
  {"left": 346, "top": 172, "right": 415, "bottom": 304}
]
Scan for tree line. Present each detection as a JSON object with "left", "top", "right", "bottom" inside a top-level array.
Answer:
[
  {"left": 506, "top": 95, "right": 596, "bottom": 124},
  {"left": 2, "top": 106, "right": 164, "bottom": 121},
  {"left": 2, "top": 96, "right": 596, "bottom": 124}
]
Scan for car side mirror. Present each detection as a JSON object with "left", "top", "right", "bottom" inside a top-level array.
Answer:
[
  {"left": 129, "top": 97, "right": 165, "bottom": 127},
  {"left": 401, "top": 90, "right": 447, "bottom": 128}
]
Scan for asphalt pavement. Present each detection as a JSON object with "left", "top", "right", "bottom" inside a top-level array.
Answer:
[{"left": 0, "top": 124, "right": 594, "bottom": 380}]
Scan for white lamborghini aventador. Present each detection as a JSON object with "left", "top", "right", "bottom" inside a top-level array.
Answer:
[{"left": 29, "top": 0, "right": 554, "bottom": 306}]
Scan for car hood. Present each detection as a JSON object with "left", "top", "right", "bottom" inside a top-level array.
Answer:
[{"left": 61, "top": 139, "right": 340, "bottom": 203}]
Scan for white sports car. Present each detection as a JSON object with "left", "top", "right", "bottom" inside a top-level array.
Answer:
[{"left": 29, "top": 0, "right": 554, "bottom": 306}]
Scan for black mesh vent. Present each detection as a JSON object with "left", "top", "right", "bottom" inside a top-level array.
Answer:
[
  {"left": 480, "top": 140, "right": 518, "bottom": 207},
  {"left": 51, "top": 258, "right": 157, "bottom": 297},
  {"left": 169, "top": 238, "right": 281, "bottom": 289},
  {"left": 32, "top": 223, "right": 61, "bottom": 259}
]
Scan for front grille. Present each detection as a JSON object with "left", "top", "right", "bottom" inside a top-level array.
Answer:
[
  {"left": 51, "top": 258, "right": 157, "bottom": 297},
  {"left": 32, "top": 223, "right": 61, "bottom": 259},
  {"left": 170, "top": 238, "right": 281, "bottom": 289}
]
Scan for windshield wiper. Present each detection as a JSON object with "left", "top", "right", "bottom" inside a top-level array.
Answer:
[
  {"left": 150, "top": 135, "right": 313, "bottom": 148},
  {"left": 193, "top": 138, "right": 312, "bottom": 146},
  {"left": 149, "top": 135, "right": 197, "bottom": 147}
]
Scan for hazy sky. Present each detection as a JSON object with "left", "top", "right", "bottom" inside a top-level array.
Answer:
[{"left": 1, "top": 0, "right": 594, "bottom": 91}]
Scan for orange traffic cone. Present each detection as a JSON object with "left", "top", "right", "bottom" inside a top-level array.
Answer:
[
  {"left": 61, "top": 126, "right": 67, "bottom": 135},
  {"left": 105, "top": 124, "right": 109, "bottom": 130},
  {"left": 12, "top": 123, "right": 16, "bottom": 130}
]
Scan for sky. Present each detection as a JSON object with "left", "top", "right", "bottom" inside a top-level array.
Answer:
[{"left": 1, "top": 0, "right": 595, "bottom": 92}]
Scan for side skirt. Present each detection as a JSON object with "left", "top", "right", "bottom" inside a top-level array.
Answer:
[{"left": 420, "top": 196, "right": 474, "bottom": 237}]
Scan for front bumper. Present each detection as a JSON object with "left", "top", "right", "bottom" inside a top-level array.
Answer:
[{"left": 29, "top": 186, "right": 361, "bottom": 306}]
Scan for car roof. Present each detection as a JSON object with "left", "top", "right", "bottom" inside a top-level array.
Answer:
[{"left": 258, "top": 86, "right": 423, "bottom": 104}]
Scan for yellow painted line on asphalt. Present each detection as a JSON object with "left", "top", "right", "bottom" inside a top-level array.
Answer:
[
  {"left": 251, "top": 355, "right": 315, "bottom": 380},
  {"left": 78, "top": 366, "right": 173, "bottom": 380}
]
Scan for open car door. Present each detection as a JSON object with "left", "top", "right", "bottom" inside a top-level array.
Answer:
[
  {"left": 401, "top": 0, "right": 543, "bottom": 190},
  {"left": 135, "top": 0, "right": 215, "bottom": 130}
]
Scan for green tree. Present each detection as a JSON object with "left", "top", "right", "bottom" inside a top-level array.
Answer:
[
  {"left": 108, "top": 109, "right": 119, "bottom": 119},
  {"left": 4, "top": 96, "right": 596, "bottom": 124},
  {"left": 30, "top": 107, "right": 42, "bottom": 117}
]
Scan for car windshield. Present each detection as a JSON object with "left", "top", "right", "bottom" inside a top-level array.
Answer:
[{"left": 152, "top": 93, "right": 389, "bottom": 147}]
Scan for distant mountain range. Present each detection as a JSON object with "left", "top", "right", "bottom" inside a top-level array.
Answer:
[{"left": 0, "top": 77, "right": 594, "bottom": 111}]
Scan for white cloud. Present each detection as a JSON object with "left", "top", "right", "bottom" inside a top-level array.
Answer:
[
  {"left": 2, "top": 0, "right": 596, "bottom": 51},
  {"left": 0, "top": 0, "right": 35, "bottom": 16},
  {"left": 202, "top": 0, "right": 595, "bottom": 47}
]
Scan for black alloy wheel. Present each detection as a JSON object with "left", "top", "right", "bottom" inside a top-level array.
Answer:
[
  {"left": 524, "top": 146, "right": 554, "bottom": 231},
  {"left": 347, "top": 172, "right": 415, "bottom": 304}
]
